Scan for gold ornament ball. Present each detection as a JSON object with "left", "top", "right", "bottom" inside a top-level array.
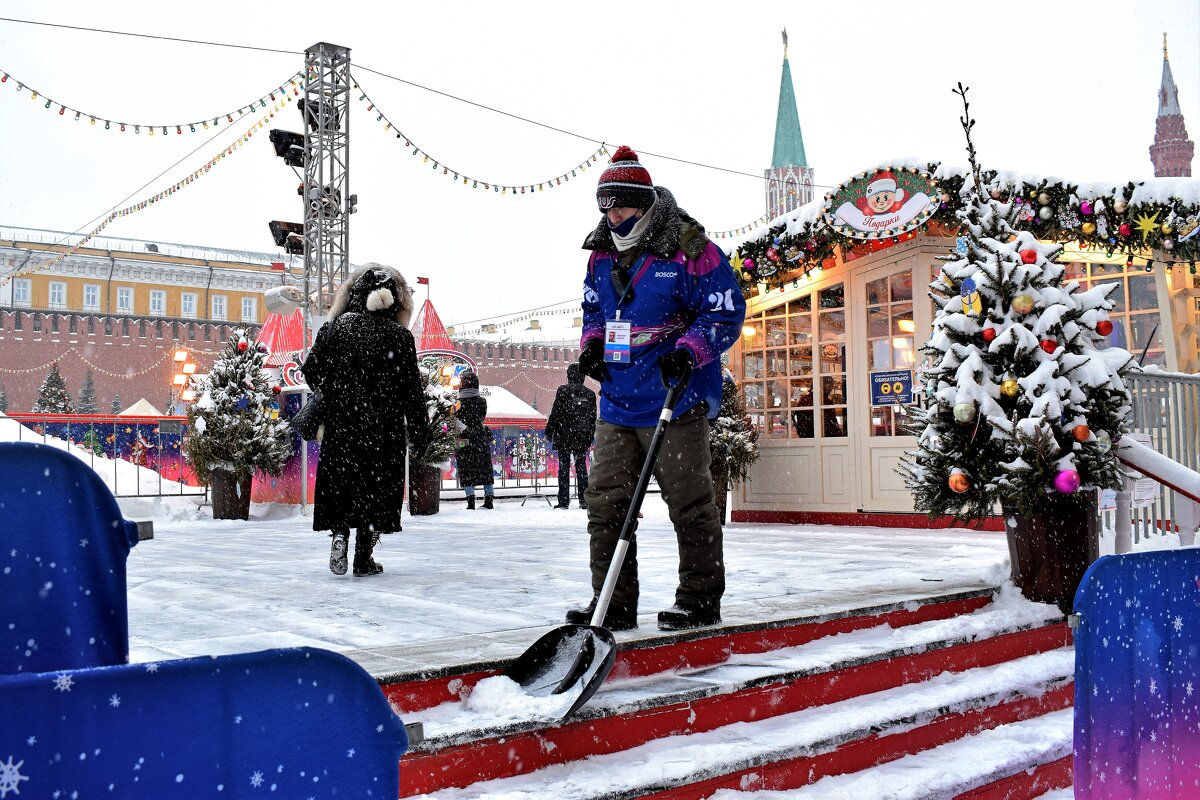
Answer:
[
  {"left": 1001, "top": 378, "right": 1020, "bottom": 397},
  {"left": 1037, "top": 192, "right": 1051, "bottom": 205},
  {"left": 1162, "top": 222, "right": 1174, "bottom": 235},
  {"left": 952, "top": 402, "right": 977, "bottom": 423},
  {"left": 948, "top": 471, "right": 971, "bottom": 494},
  {"left": 1081, "top": 221, "right": 1097, "bottom": 235},
  {"left": 1011, "top": 294, "right": 1036, "bottom": 315},
  {"left": 1073, "top": 424, "right": 1091, "bottom": 443}
]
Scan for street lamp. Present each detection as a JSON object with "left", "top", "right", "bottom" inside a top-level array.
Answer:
[{"left": 172, "top": 350, "right": 199, "bottom": 404}]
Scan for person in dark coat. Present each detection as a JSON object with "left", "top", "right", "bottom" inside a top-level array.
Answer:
[
  {"left": 454, "top": 370, "right": 495, "bottom": 509},
  {"left": 544, "top": 363, "right": 597, "bottom": 509},
  {"left": 301, "top": 264, "right": 430, "bottom": 576}
]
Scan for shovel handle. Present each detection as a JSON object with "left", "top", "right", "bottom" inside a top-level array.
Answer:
[{"left": 592, "top": 368, "right": 691, "bottom": 628}]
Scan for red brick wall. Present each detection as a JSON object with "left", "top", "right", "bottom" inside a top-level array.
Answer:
[{"left": 0, "top": 310, "right": 251, "bottom": 413}]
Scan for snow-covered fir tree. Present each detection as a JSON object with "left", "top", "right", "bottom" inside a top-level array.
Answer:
[
  {"left": 32, "top": 362, "right": 74, "bottom": 413},
  {"left": 710, "top": 370, "right": 759, "bottom": 488},
  {"left": 184, "top": 331, "right": 291, "bottom": 482},
  {"left": 901, "top": 86, "right": 1135, "bottom": 520},
  {"left": 416, "top": 357, "right": 457, "bottom": 466},
  {"left": 0, "top": 387, "right": 7, "bottom": 413},
  {"left": 111, "top": 395, "right": 121, "bottom": 413},
  {"left": 76, "top": 369, "right": 99, "bottom": 414}
]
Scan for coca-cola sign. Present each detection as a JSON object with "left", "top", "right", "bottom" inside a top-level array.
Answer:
[{"left": 823, "top": 167, "right": 940, "bottom": 240}]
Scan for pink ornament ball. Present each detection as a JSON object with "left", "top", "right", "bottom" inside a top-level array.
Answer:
[
  {"left": 1079, "top": 200, "right": 1094, "bottom": 216},
  {"left": 1053, "top": 469, "right": 1081, "bottom": 494},
  {"left": 1119, "top": 223, "right": 1132, "bottom": 237},
  {"left": 743, "top": 258, "right": 755, "bottom": 270}
]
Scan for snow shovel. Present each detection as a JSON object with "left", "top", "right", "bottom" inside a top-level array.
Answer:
[{"left": 503, "top": 362, "right": 692, "bottom": 719}]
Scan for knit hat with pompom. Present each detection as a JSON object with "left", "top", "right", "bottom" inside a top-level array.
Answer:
[{"left": 596, "top": 146, "right": 655, "bottom": 212}]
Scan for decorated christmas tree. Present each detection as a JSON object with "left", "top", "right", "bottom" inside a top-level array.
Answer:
[
  {"left": 32, "top": 362, "right": 74, "bottom": 413},
  {"left": 415, "top": 356, "right": 457, "bottom": 466},
  {"left": 77, "top": 369, "right": 99, "bottom": 414},
  {"left": 710, "top": 369, "right": 760, "bottom": 523},
  {"left": 184, "top": 331, "right": 291, "bottom": 485},
  {"left": 902, "top": 85, "right": 1136, "bottom": 523}
]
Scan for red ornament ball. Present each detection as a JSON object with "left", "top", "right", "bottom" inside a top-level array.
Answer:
[
  {"left": 1096, "top": 319, "right": 1114, "bottom": 336},
  {"left": 272, "top": 385, "right": 282, "bottom": 395},
  {"left": 981, "top": 327, "right": 997, "bottom": 343},
  {"left": 1073, "top": 424, "right": 1091, "bottom": 443},
  {"left": 1039, "top": 339, "right": 1058, "bottom": 354},
  {"left": 1119, "top": 223, "right": 1132, "bottom": 237},
  {"left": 237, "top": 341, "right": 249, "bottom": 352},
  {"left": 948, "top": 471, "right": 971, "bottom": 494},
  {"left": 1019, "top": 249, "right": 1038, "bottom": 264}
]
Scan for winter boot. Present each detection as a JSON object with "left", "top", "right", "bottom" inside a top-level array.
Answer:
[
  {"left": 329, "top": 531, "right": 349, "bottom": 576},
  {"left": 657, "top": 603, "right": 721, "bottom": 631},
  {"left": 467, "top": 495, "right": 476, "bottom": 510},
  {"left": 352, "top": 530, "right": 383, "bottom": 577},
  {"left": 483, "top": 495, "right": 494, "bottom": 510},
  {"left": 565, "top": 597, "right": 637, "bottom": 631}
]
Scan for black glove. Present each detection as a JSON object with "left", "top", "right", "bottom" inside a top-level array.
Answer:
[
  {"left": 576, "top": 339, "right": 609, "bottom": 383},
  {"left": 658, "top": 348, "right": 694, "bottom": 389}
]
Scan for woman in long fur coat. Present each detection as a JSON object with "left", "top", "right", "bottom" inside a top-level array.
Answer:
[{"left": 301, "top": 264, "right": 430, "bottom": 576}]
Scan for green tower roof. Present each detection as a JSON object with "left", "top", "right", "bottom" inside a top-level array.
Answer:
[{"left": 771, "top": 45, "right": 807, "bottom": 169}]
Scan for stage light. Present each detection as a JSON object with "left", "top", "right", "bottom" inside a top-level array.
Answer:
[
  {"left": 269, "top": 129, "right": 304, "bottom": 167},
  {"left": 268, "top": 221, "right": 305, "bottom": 255}
]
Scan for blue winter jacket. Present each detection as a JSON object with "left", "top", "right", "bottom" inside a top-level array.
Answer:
[{"left": 580, "top": 187, "right": 747, "bottom": 427}]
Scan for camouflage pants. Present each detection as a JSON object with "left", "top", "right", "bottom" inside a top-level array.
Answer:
[{"left": 583, "top": 404, "right": 724, "bottom": 614}]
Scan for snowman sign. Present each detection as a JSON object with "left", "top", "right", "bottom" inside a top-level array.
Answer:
[{"left": 824, "top": 167, "right": 940, "bottom": 239}]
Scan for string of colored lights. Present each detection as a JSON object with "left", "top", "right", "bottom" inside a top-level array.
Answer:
[
  {"left": 0, "top": 98, "right": 292, "bottom": 289},
  {"left": 351, "top": 73, "right": 608, "bottom": 195},
  {"left": 0, "top": 65, "right": 303, "bottom": 136}
]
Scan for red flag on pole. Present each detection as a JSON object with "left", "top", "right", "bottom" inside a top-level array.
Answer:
[
  {"left": 416, "top": 276, "right": 430, "bottom": 285},
  {"left": 270, "top": 262, "right": 286, "bottom": 271}
]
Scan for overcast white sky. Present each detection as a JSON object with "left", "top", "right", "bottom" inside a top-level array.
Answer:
[{"left": 0, "top": 0, "right": 1196, "bottom": 333}]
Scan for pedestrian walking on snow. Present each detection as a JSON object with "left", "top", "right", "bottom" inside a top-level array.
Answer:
[
  {"left": 301, "top": 264, "right": 430, "bottom": 577},
  {"left": 566, "top": 146, "right": 746, "bottom": 632},
  {"left": 455, "top": 370, "right": 495, "bottom": 509},
  {"left": 544, "top": 363, "right": 597, "bottom": 509}
]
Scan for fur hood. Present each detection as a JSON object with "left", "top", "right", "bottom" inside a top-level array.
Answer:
[
  {"left": 582, "top": 186, "right": 708, "bottom": 260},
  {"left": 328, "top": 263, "right": 415, "bottom": 327}
]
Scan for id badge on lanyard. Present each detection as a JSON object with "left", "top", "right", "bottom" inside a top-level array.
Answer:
[
  {"left": 603, "top": 252, "right": 646, "bottom": 364},
  {"left": 604, "top": 318, "right": 631, "bottom": 363}
]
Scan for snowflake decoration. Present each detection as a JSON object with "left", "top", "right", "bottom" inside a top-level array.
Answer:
[
  {"left": 79, "top": 538, "right": 89, "bottom": 548},
  {"left": 346, "top": 748, "right": 355, "bottom": 758},
  {"left": 145, "top": 663, "right": 158, "bottom": 673},
  {"left": 1187, "top": 681, "right": 1194, "bottom": 697},
  {"left": 376, "top": 724, "right": 384, "bottom": 733},
  {"left": 53, "top": 673, "right": 74, "bottom": 692},
  {"left": 109, "top": 694, "right": 121, "bottom": 708},
  {"left": 24, "top": 738, "right": 33, "bottom": 747},
  {"left": 1173, "top": 616, "right": 1184, "bottom": 633},
  {"left": 1057, "top": 208, "right": 1081, "bottom": 228},
  {"left": 1151, "top": 678, "right": 1159, "bottom": 696},
  {"left": 250, "top": 771, "right": 264, "bottom": 788},
  {"left": 0, "top": 756, "right": 29, "bottom": 798}
]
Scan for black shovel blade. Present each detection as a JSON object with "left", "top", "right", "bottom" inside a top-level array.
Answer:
[{"left": 502, "top": 624, "right": 618, "bottom": 719}]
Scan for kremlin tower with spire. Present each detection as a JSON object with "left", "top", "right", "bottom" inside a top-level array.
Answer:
[
  {"left": 1150, "top": 32, "right": 1194, "bottom": 177},
  {"left": 764, "top": 29, "right": 812, "bottom": 218}
]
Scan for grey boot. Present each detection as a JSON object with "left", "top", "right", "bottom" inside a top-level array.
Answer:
[{"left": 329, "top": 531, "right": 349, "bottom": 575}]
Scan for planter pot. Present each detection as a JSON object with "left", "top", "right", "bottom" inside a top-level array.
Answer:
[
  {"left": 408, "top": 460, "right": 442, "bottom": 516},
  {"left": 1002, "top": 491, "right": 1099, "bottom": 613},
  {"left": 210, "top": 468, "right": 253, "bottom": 520}
]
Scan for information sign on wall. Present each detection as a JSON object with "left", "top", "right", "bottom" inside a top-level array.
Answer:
[{"left": 870, "top": 370, "right": 913, "bottom": 405}]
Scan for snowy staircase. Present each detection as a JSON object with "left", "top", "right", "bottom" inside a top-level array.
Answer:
[{"left": 382, "top": 588, "right": 1075, "bottom": 799}]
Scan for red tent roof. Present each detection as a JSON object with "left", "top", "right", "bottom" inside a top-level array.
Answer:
[
  {"left": 256, "top": 310, "right": 306, "bottom": 366},
  {"left": 411, "top": 299, "right": 454, "bottom": 353}
]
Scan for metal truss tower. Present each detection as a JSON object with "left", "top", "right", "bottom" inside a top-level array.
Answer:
[{"left": 302, "top": 42, "right": 352, "bottom": 318}]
